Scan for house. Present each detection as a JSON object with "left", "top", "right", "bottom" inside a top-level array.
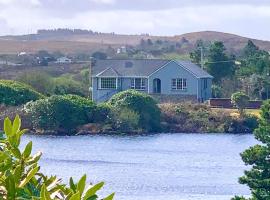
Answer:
[
  {"left": 55, "top": 56, "right": 72, "bottom": 64},
  {"left": 91, "top": 59, "right": 213, "bottom": 103}
]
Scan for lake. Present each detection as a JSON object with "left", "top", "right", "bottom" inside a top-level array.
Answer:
[{"left": 21, "top": 133, "right": 257, "bottom": 200}]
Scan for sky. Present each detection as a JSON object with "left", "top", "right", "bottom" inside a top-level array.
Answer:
[{"left": 0, "top": 0, "right": 270, "bottom": 40}]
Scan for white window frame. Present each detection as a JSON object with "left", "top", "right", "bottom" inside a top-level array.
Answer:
[
  {"left": 131, "top": 78, "right": 146, "bottom": 90},
  {"left": 171, "top": 78, "right": 187, "bottom": 91},
  {"left": 99, "top": 77, "right": 117, "bottom": 89}
]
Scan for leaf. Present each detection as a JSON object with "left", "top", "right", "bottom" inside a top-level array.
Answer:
[
  {"left": 27, "top": 151, "right": 42, "bottom": 165},
  {"left": 23, "top": 141, "right": 32, "bottom": 158},
  {"left": 14, "top": 165, "right": 23, "bottom": 184},
  {"left": 4, "top": 117, "right": 12, "bottom": 136},
  {"left": 19, "top": 166, "right": 39, "bottom": 188},
  {"left": 10, "top": 146, "right": 21, "bottom": 159},
  {"left": 83, "top": 182, "right": 104, "bottom": 200},
  {"left": 69, "top": 192, "right": 81, "bottom": 200},
  {"left": 103, "top": 193, "right": 115, "bottom": 200},
  {"left": 41, "top": 184, "right": 52, "bottom": 200},
  {"left": 12, "top": 114, "right": 21, "bottom": 135},
  {"left": 6, "top": 175, "right": 16, "bottom": 199},
  {"left": 77, "top": 174, "right": 86, "bottom": 196},
  {"left": 69, "top": 177, "right": 76, "bottom": 193}
]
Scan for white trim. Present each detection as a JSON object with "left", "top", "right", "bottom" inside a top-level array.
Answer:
[
  {"left": 147, "top": 60, "right": 174, "bottom": 77},
  {"left": 95, "top": 67, "right": 119, "bottom": 77},
  {"left": 98, "top": 77, "right": 117, "bottom": 90}
]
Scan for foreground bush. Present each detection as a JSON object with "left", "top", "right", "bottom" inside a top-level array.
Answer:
[
  {"left": 108, "top": 90, "right": 161, "bottom": 132},
  {"left": 0, "top": 115, "right": 114, "bottom": 199},
  {"left": 233, "top": 100, "right": 270, "bottom": 200},
  {"left": 24, "top": 95, "right": 96, "bottom": 133},
  {"left": 0, "top": 80, "right": 44, "bottom": 106}
]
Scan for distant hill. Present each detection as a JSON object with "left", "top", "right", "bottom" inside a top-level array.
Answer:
[{"left": 0, "top": 30, "right": 269, "bottom": 55}]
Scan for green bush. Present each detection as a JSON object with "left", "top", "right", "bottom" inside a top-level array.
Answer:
[
  {"left": 0, "top": 115, "right": 114, "bottom": 199},
  {"left": 0, "top": 80, "right": 44, "bottom": 106},
  {"left": 108, "top": 90, "right": 161, "bottom": 132},
  {"left": 231, "top": 92, "right": 250, "bottom": 117},
  {"left": 17, "top": 71, "right": 55, "bottom": 95},
  {"left": 24, "top": 95, "right": 96, "bottom": 133},
  {"left": 94, "top": 103, "right": 112, "bottom": 123},
  {"left": 54, "top": 76, "right": 88, "bottom": 97},
  {"left": 110, "top": 107, "right": 140, "bottom": 132}
]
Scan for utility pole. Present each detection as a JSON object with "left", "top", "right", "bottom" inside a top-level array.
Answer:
[{"left": 199, "top": 47, "right": 204, "bottom": 69}]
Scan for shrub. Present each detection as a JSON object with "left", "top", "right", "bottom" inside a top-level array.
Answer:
[
  {"left": 110, "top": 107, "right": 140, "bottom": 132},
  {"left": 94, "top": 103, "right": 112, "bottom": 123},
  {"left": 0, "top": 115, "right": 114, "bottom": 199},
  {"left": 16, "top": 71, "right": 55, "bottom": 95},
  {"left": 24, "top": 95, "right": 96, "bottom": 133},
  {"left": 231, "top": 92, "right": 250, "bottom": 117},
  {"left": 108, "top": 90, "right": 161, "bottom": 132},
  {"left": 54, "top": 76, "right": 88, "bottom": 97},
  {"left": 0, "top": 80, "right": 44, "bottom": 106}
]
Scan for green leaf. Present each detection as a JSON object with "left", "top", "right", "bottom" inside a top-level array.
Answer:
[
  {"left": 103, "top": 193, "right": 115, "bottom": 200},
  {"left": 14, "top": 165, "right": 23, "bottom": 184},
  {"left": 4, "top": 117, "right": 12, "bottom": 136},
  {"left": 41, "top": 184, "right": 52, "bottom": 200},
  {"left": 10, "top": 146, "right": 21, "bottom": 159},
  {"left": 12, "top": 114, "right": 21, "bottom": 135},
  {"left": 23, "top": 141, "right": 32, "bottom": 158},
  {"left": 70, "top": 192, "right": 81, "bottom": 200},
  {"left": 69, "top": 177, "right": 76, "bottom": 193},
  {"left": 6, "top": 174, "right": 16, "bottom": 199},
  {"left": 27, "top": 151, "right": 42, "bottom": 165},
  {"left": 83, "top": 182, "right": 104, "bottom": 200},
  {"left": 19, "top": 166, "right": 39, "bottom": 188},
  {"left": 77, "top": 174, "right": 86, "bottom": 196}
]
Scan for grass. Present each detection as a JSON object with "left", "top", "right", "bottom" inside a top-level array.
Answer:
[{"left": 212, "top": 108, "right": 261, "bottom": 118}]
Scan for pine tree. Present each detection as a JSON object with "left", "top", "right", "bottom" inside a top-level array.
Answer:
[{"left": 233, "top": 100, "right": 270, "bottom": 200}]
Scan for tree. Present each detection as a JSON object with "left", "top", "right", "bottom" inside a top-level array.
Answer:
[
  {"left": 233, "top": 100, "right": 270, "bottom": 200},
  {"left": 206, "top": 41, "right": 235, "bottom": 83},
  {"left": 231, "top": 92, "right": 250, "bottom": 117},
  {"left": 190, "top": 39, "right": 206, "bottom": 67},
  {"left": 238, "top": 40, "right": 270, "bottom": 76},
  {"left": 242, "top": 40, "right": 259, "bottom": 58},
  {"left": 91, "top": 51, "right": 107, "bottom": 60}
]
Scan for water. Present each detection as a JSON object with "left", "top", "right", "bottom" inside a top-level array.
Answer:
[{"left": 21, "top": 133, "right": 257, "bottom": 200}]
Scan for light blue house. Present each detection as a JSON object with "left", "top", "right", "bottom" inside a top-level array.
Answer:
[{"left": 91, "top": 59, "right": 213, "bottom": 103}]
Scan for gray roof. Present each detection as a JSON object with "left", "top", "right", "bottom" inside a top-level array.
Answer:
[{"left": 92, "top": 59, "right": 213, "bottom": 78}]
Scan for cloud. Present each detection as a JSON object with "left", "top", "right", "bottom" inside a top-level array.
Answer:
[{"left": 0, "top": 0, "right": 269, "bottom": 40}]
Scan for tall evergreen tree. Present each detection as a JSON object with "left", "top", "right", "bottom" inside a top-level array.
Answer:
[
  {"left": 206, "top": 41, "right": 235, "bottom": 83},
  {"left": 233, "top": 100, "right": 270, "bottom": 200}
]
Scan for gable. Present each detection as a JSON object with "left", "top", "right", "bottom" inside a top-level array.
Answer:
[{"left": 149, "top": 60, "right": 213, "bottom": 79}]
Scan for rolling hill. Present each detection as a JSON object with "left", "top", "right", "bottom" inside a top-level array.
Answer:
[{"left": 0, "top": 30, "right": 269, "bottom": 55}]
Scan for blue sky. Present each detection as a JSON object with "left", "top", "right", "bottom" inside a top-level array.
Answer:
[{"left": 0, "top": 0, "right": 269, "bottom": 40}]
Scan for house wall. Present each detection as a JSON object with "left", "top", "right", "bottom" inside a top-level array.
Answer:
[
  {"left": 148, "top": 61, "right": 199, "bottom": 98},
  {"left": 198, "top": 78, "right": 212, "bottom": 102}
]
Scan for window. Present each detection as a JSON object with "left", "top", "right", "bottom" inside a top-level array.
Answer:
[
  {"left": 99, "top": 78, "right": 117, "bottom": 89},
  {"left": 171, "top": 78, "right": 187, "bottom": 90},
  {"left": 131, "top": 78, "right": 146, "bottom": 90}
]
